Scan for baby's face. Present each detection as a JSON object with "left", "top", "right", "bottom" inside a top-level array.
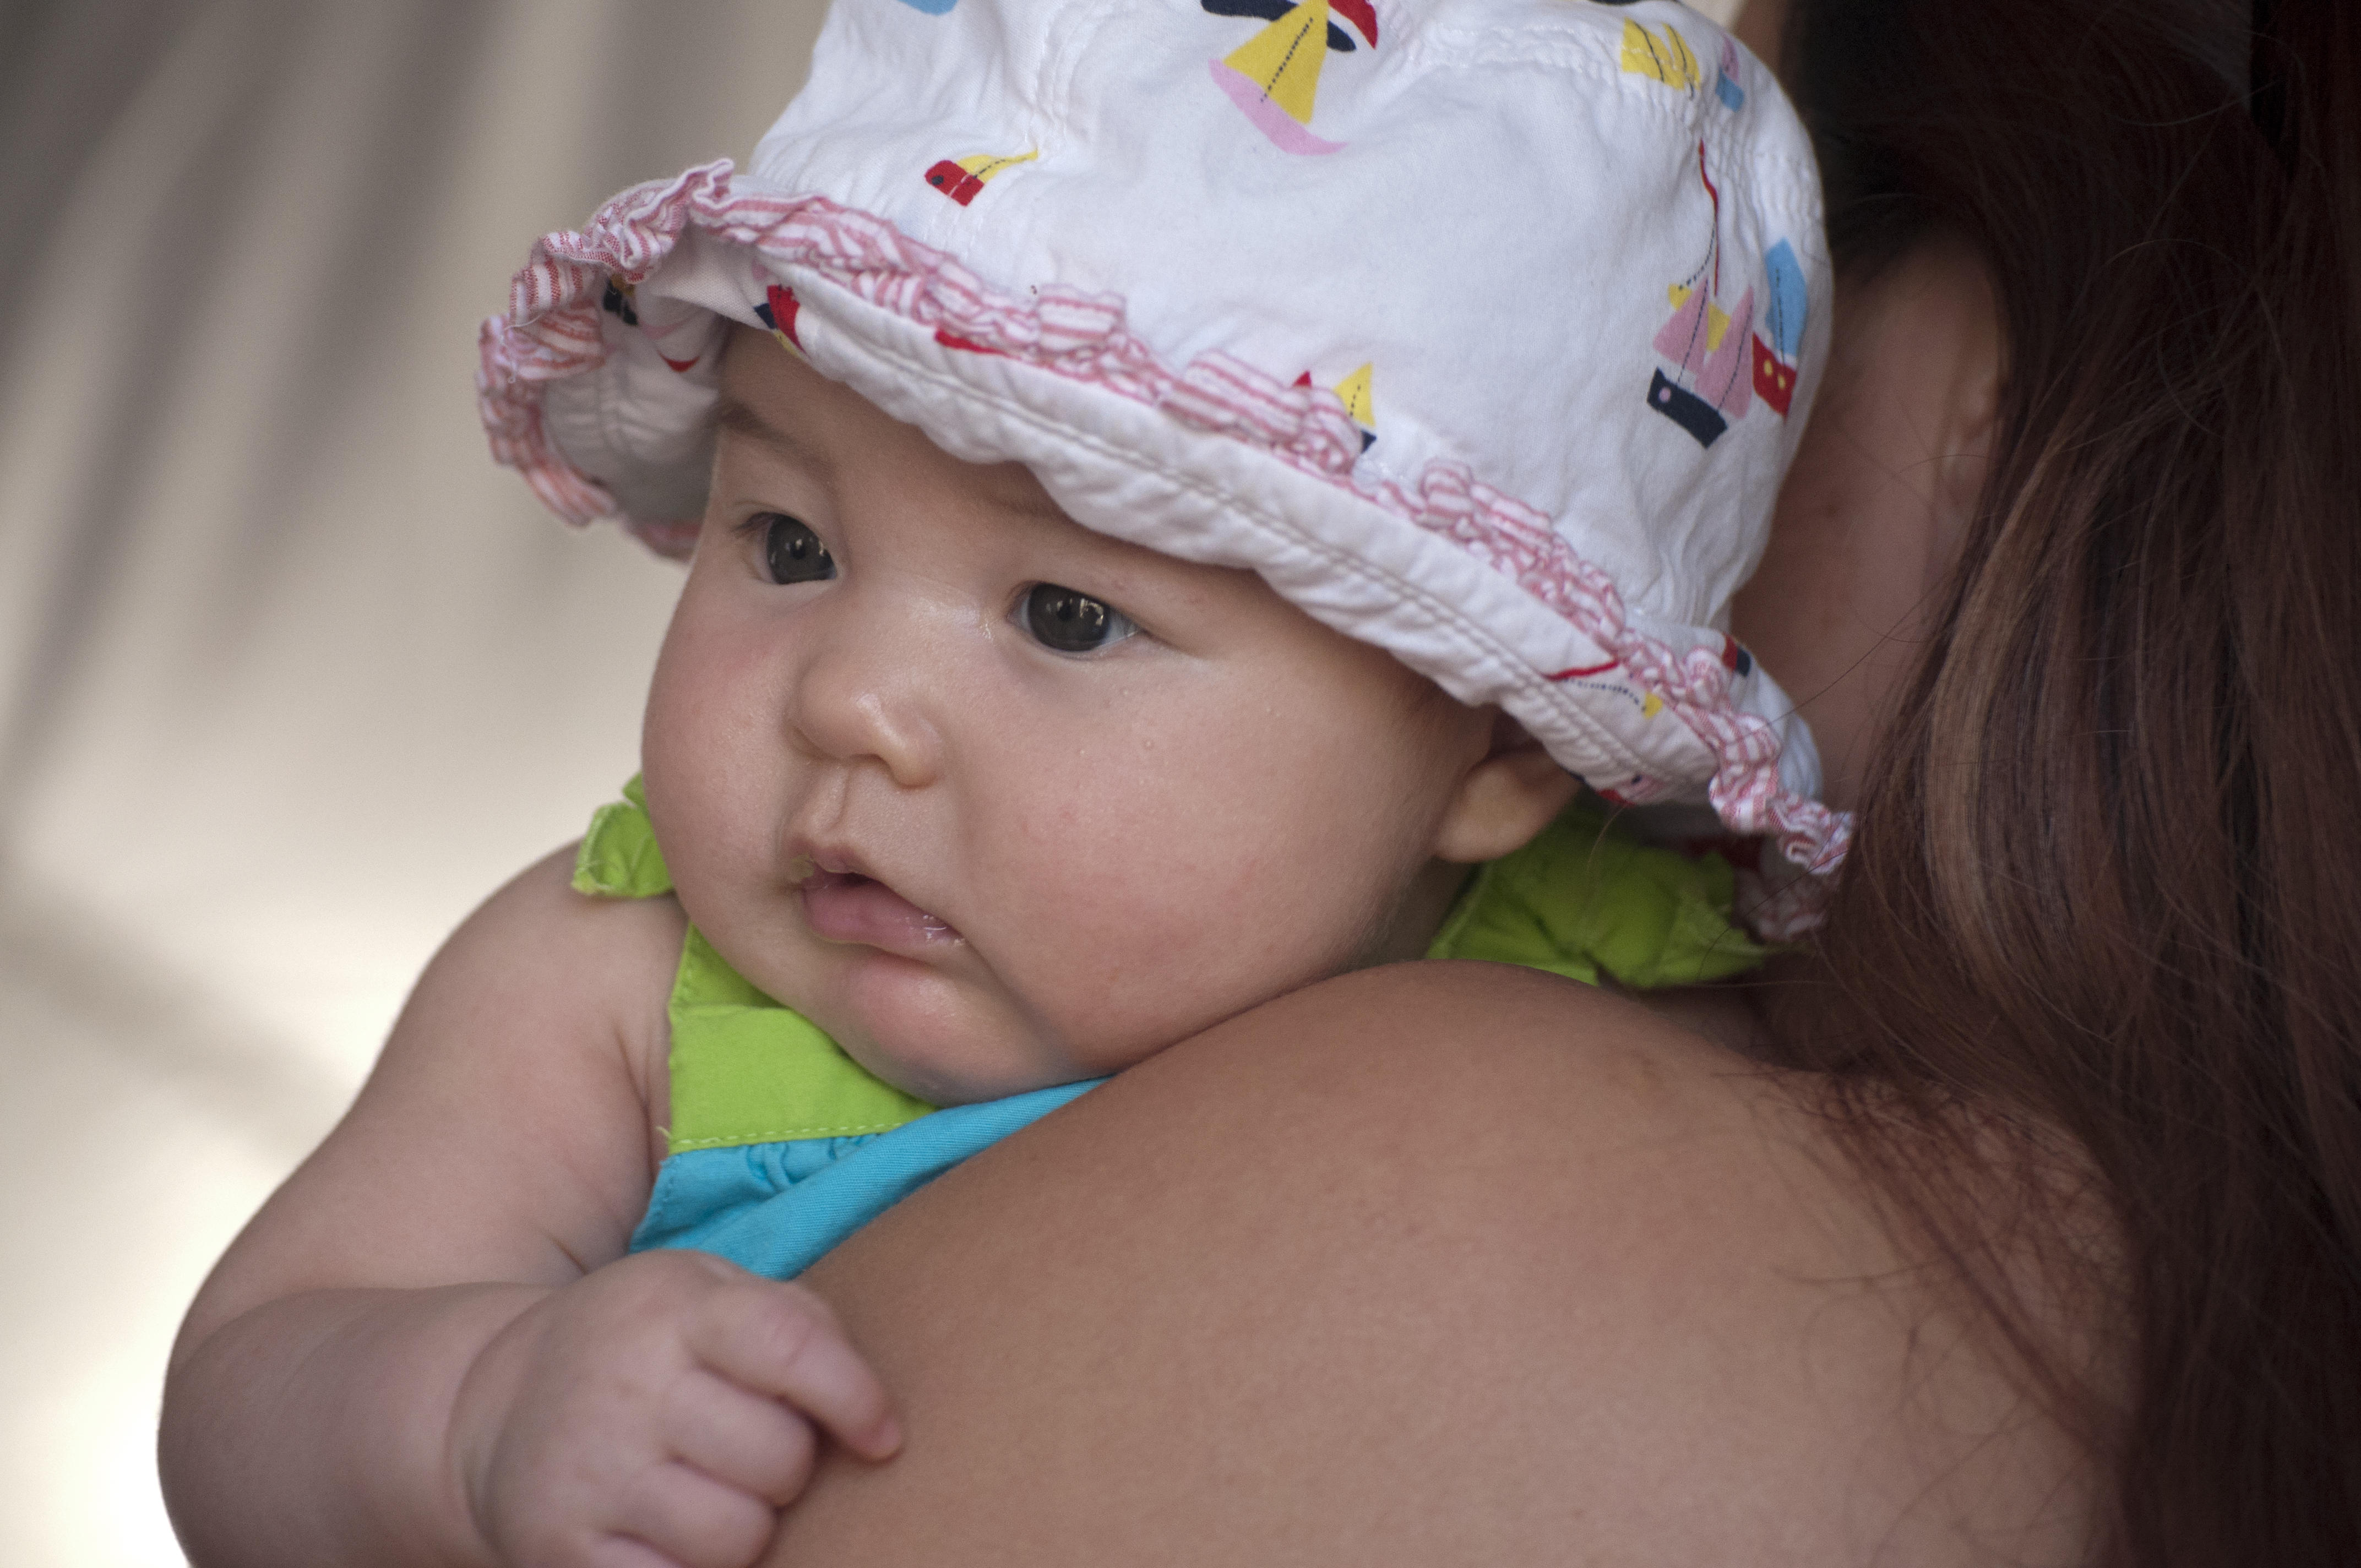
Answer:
[{"left": 643, "top": 331, "right": 1493, "bottom": 1104}]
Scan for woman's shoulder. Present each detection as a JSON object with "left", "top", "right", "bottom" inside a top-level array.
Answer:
[{"left": 779, "top": 962, "right": 2095, "bottom": 1566}]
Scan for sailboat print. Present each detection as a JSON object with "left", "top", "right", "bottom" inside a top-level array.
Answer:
[
  {"left": 1296, "top": 361, "right": 1378, "bottom": 450},
  {"left": 1619, "top": 20, "right": 1701, "bottom": 92},
  {"left": 1206, "top": 0, "right": 1375, "bottom": 155},
  {"left": 1620, "top": 19, "right": 1751, "bottom": 119},
  {"left": 1749, "top": 238, "right": 1807, "bottom": 415},
  {"left": 1203, "top": 0, "right": 1376, "bottom": 50},
  {"left": 922, "top": 148, "right": 1038, "bottom": 206},
  {"left": 1715, "top": 36, "right": 1747, "bottom": 110},
  {"left": 1331, "top": 361, "right": 1375, "bottom": 443},
  {"left": 1655, "top": 282, "right": 1755, "bottom": 420},
  {"left": 1645, "top": 142, "right": 1759, "bottom": 448},
  {"left": 753, "top": 284, "right": 806, "bottom": 358}
]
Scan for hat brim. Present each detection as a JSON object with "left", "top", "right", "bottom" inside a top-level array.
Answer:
[{"left": 477, "top": 161, "right": 1849, "bottom": 934}]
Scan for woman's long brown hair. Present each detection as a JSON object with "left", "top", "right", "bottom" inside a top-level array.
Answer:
[{"left": 1768, "top": 0, "right": 2361, "bottom": 1561}]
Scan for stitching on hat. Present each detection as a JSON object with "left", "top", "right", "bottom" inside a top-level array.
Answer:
[
  {"left": 1407, "top": 24, "right": 1640, "bottom": 94},
  {"left": 1407, "top": 22, "right": 1740, "bottom": 139},
  {"left": 477, "top": 162, "right": 1851, "bottom": 933},
  {"left": 1037, "top": 0, "right": 1114, "bottom": 141},
  {"left": 1403, "top": 21, "right": 1825, "bottom": 204}
]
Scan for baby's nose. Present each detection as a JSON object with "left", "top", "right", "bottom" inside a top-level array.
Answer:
[{"left": 784, "top": 600, "right": 948, "bottom": 789}]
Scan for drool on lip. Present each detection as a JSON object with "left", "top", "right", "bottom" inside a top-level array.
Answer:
[{"left": 799, "top": 868, "right": 965, "bottom": 946}]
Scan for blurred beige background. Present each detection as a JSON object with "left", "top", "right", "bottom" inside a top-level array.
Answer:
[
  {"left": 0, "top": 0, "right": 1742, "bottom": 1561},
  {"left": 0, "top": 2, "right": 815, "bottom": 1560}
]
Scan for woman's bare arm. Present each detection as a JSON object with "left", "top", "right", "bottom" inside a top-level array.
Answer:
[{"left": 771, "top": 962, "right": 2092, "bottom": 1566}]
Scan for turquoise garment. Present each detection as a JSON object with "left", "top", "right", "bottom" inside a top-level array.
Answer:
[
  {"left": 578, "top": 779, "right": 1767, "bottom": 1281},
  {"left": 629, "top": 1081, "right": 1100, "bottom": 1280},
  {"left": 578, "top": 783, "right": 1103, "bottom": 1279}
]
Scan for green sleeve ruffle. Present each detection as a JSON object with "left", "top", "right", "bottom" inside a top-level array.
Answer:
[
  {"left": 1424, "top": 802, "right": 1769, "bottom": 988},
  {"left": 573, "top": 774, "right": 673, "bottom": 899}
]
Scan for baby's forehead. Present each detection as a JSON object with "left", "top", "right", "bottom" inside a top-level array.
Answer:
[
  {"left": 711, "top": 331, "right": 1410, "bottom": 665},
  {"left": 716, "top": 325, "right": 1067, "bottom": 526}
]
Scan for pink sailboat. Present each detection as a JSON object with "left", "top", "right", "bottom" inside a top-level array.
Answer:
[
  {"left": 1206, "top": 0, "right": 1374, "bottom": 155},
  {"left": 1649, "top": 283, "right": 1753, "bottom": 445}
]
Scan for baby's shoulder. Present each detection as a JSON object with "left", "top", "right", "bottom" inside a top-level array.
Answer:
[
  {"left": 179, "top": 846, "right": 695, "bottom": 1325},
  {"left": 420, "top": 843, "right": 688, "bottom": 1109}
]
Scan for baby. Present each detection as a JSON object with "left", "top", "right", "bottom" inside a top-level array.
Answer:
[{"left": 163, "top": 2, "right": 1847, "bottom": 1565}]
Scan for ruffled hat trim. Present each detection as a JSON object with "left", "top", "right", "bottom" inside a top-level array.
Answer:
[{"left": 477, "top": 160, "right": 1851, "bottom": 938}]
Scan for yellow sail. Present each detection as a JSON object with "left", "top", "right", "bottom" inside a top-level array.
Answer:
[
  {"left": 1332, "top": 362, "right": 1374, "bottom": 427},
  {"left": 954, "top": 148, "right": 1038, "bottom": 183},
  {"left": 1619, "top": 20, "right": 1700, "bottom": 90},
  {"left": 1667, "top": 286, "right": 1730, "bottom": 350},
  {"left": 1223, "top": 0, "right": 1332, "bottom": 126}
]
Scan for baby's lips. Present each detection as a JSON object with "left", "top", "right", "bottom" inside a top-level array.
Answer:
[{"left": 799, "top": 871, "right": 966, "bottom": 950}]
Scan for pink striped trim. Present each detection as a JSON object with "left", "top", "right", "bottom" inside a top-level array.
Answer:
[
  {"left": 476, "top": 160, "right": 1850, "bottom": 910},
  {"left": 1737, "top": 868, "right": 1830, "bottom": 945}
]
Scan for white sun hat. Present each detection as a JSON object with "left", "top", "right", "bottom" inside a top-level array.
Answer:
[{"left": 478, "top": 0, "right": 1849, "bottom": 933}]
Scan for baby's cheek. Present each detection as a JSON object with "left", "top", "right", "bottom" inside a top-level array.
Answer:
[{"left": 995, "top": 822, "right": 1348, "bottom": 1063}]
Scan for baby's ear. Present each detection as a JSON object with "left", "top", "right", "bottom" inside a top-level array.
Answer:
[{"left": 1432, "top": 714, "right": 1579, "bottom": 864}]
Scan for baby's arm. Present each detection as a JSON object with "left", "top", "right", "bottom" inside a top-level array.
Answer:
[{"left": 159, "top": 849, "right": 899, "bottom": 1568}]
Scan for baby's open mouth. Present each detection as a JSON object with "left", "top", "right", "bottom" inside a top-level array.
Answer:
[{"left": 798, "top": 869, "right": 965, "bottom": 948}]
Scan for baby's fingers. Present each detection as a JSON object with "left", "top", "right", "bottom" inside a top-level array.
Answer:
[
  {"left": 689, "top": 1282, "right": 901, "bottom": 1461},
  {"left": 665, "top": 1369, "right": 818, "bottom": 1505},
  {"left": 606, "top": 1460, "right": 777, "bottom": 1568}
]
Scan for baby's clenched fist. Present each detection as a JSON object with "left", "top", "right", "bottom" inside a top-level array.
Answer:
[{"left": 453, "top": 1249, "right": 900, "bottom": 1568}]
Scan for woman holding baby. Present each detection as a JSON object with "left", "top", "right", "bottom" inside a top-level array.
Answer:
[
  {"left": 162, "top": 0, "right": 2358, "bottom": 1562},
  {"left": 764, "top": 1, "right": 2361, "bottom": 1563}
]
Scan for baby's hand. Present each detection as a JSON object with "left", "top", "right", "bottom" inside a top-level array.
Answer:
[{"left": 454, "top": 1249, "right": 900, "bottom": 1568}]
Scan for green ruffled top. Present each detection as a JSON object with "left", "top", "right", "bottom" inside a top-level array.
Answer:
[
  {"left": 576, "top": 776, "right": 1766, "bottom": 1155},
  {"left": 1424, "top": 802, "right": 1770, "bottom": 988}
]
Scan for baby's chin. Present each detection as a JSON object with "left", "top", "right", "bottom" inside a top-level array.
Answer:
[{"left": 825, "top": 962, "right": 1117, "bottom": 1107}]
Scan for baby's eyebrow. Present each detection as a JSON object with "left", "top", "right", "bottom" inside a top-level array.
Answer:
[
  {"left": 977, "top": 480, "right": 1078, "bottom": 528},
  {"left": 712, "top": 394, "right": 832, "bottom": 478},
  {"left": 715, "top": 389, "right": 1070, "bottom": 528}
]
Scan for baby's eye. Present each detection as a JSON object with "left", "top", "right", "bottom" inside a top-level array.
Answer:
[
  {"left": 759, "top": 513, "right": 836, "bottom": 584},
  {"left": 1022, "top": 583, "right": 1138, "bottom": 654}
]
